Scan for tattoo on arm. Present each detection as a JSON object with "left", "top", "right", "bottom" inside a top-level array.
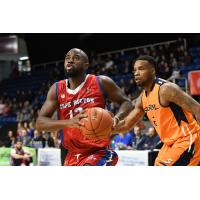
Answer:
[
  {"left": 161, "top": 83, "right": 200, "bottom": 113},
  {"left": 160, "top": 83, "right": 200, "bottom": 126}
]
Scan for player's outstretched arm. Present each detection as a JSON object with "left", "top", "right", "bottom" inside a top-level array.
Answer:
[
  {"left": 159, "top": 82, "right": 200, "bottom": 125},
  {"left": 112, "top": 95, "right": 145, "bottom": 134},
  {"left": 98, "top": 75, "right": 133, "bottom": 127},
  {"left": 36, "top": 83, "right": 86, "bottom": 132}
]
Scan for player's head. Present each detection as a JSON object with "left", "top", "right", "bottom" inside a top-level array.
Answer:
[
  {"left": 64, "top": 48, "right": 89, "bottom": 78},
  {"left": 133, "top": 55, "right": 157, "bottom": 87}
]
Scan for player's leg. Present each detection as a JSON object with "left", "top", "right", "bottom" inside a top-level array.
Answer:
[{"left": 155, "top": 134, "right": 197, "bottom": 166}]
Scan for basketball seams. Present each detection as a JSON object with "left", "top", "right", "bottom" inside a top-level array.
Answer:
[
  {"left": 89, "top": 108, "right": 99, "bottom": 139},
  {"left": 95, "top": 108, "right": 104, "bottom": 130},
  {"left": 97, "top": 111, "right": 113, "bottom": 132},
  {"left": 97, "top": 119, "right": 113, "bottom": 137}
]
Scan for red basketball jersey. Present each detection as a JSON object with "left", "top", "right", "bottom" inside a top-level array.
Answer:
[{"left": 56, "top": 74, "right": 110, "bottom": 154}]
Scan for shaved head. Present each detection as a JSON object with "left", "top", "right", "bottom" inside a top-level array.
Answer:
[
  {"left": 64, "top": 48, "right": 89, "bottom": 78},
  {"left": 67, "top": 48, "right": 89, "bottom": 63}
]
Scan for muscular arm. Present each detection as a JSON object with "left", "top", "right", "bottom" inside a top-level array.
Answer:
[
  {"left": 36, "top": 83, "right": 85, "bottom": 132},
  {"left": 36, "top": 83, "right": 67, "bottom": 132},
  {"left": 99, "top": 75, "right": 133, "bottom": 121},
  {"left": 159, "top": 82, "right": 200, "bottom": 125},
  {"left": 113, "top": 94, "right": 145, "bottom": 133}
]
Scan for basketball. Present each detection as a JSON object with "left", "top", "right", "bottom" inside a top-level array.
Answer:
[{"left": 79, "top": 107, "right": 113, "bottom": 140}]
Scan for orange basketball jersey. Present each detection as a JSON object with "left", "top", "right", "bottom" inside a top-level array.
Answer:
[{"left": 141, "top": 78, "right": 200, "bottom": 145}]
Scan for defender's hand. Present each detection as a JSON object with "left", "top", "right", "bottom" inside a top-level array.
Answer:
[
  {"left": 112, "top": 116, "right": 120, "bottom": 129},
  {"left": 111, "top": 119, "right": 125, "bottom": 135}
]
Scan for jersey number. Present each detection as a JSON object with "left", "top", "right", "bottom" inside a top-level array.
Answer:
[{"left": 69, "top": 107, "right": 83, "bottom": 119}]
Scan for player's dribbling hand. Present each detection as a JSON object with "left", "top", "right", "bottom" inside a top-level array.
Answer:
[
  {"left": 108, "top": 111, "right": 119, "bottom": 129},
  {"left": 69, "top": 111, "right": 88, "bottom": 128}
]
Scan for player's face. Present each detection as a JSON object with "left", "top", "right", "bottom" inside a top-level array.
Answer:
[
  {"left": 133, "top": 60, "right": 155, "bottom": 87},
  {"left": 64, "top": 50, "right": 87, "bottom": 78}
]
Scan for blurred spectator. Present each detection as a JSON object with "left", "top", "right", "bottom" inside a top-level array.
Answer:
[
  {"left": 51, "top": 131, "right": 60, "bottom": 148},
  {"left": 144, "top": 127, "right": 162, "bottom": 150},
  {"left": 112, "top": 131, "right": 135, "bottom": 150},
  {"left": 30, "top": 130, "right": 45, "bottom": 148},
  {"left": 27, "top": 121, "right": 35, "bottom": 138},
  {"left": 12, "top": 97, "right": 18, "bottom": 111},
  {"left": 133, "top": 126, "right": 149, "bottom": 150},
  {"left": 17, "top": 128, "right": 32, "bottom": 147},
  {"left": 17, "top": 122, "right": 23, "bottom": 136},
  {"left": 4, "top": 130, "right": 16, "bottom": 147},
  {"left": 10, "top": 140, "right": 33, "bottom": 166},
  {"left": 42, "top": 132, "right": 55, "bottom": 148},
  {"left": 23, "top": 122, "right": 29, "bottom": 131},
  {"left": 2, "top": 101, "right": 12, "bottom": 116},
  {"left": 167, "top": 66, "right": 181, "bottom": 81},
  {"left": 21, "top": 101, "right": 34, "bottom": 122},
  {"left": 16, "top": 111, "right": 23, "bottom": 122}
]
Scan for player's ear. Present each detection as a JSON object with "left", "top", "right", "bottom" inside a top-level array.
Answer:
[
  {"left": 84, "top": 62, "right": 89, "bottom": 70},
  {"left": 151, "top": 67, "right": 156, "bottom": 76}
]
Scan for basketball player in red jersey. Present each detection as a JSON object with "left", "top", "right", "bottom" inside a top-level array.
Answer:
[
  {"left": 36, "top": 48, "right": 132, "bottom": 166},
  {"left": 114, "top": 55, "right": 200, "bottom": 166}
]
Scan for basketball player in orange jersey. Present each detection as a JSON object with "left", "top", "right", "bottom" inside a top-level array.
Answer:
[
  {"left": 114, "top": 55, "right": 200, "bottom": 166},
  {"left": 36, "top": 48, "right": 132, "bottom": 166}
]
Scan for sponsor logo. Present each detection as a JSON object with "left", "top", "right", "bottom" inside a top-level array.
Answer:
[
  {"left": 144, "top": 104, "right": 159, "bottom": 112},
  {"left": 61, "top": 94, "right": 65, "bottom": 99},
  {"left": 59, "top": 98, "right": 95, "bottom": 109}
]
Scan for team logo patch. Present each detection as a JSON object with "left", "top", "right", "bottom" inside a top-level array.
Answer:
[
  {"left": 61, "top": 94, "right": 65, "bottom": 99},
  {"left": 86, "top": 87, "right": 90, "bottom": 93}
]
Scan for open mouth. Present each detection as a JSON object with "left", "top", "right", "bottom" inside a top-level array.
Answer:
[
  {"left": 66, "top": 64, "right": 74, "bottom": 70},
  {"left": 134, "top": 77, "right": 141, "bottom": 82}
]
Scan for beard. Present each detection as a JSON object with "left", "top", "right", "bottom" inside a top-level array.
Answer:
[
  {"left": 135, "top": 81, "right": 145, "bottom": 87},
  {"left": 134, "top": 76, "right": 150, "bottom": 87},
  {"left": 64, "top": 68, "right": 80, "bottom": 78}
]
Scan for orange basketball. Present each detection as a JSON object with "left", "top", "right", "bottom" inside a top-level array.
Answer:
[{"left": 79, "top": 107, "right": 113, "bottom": 140}]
